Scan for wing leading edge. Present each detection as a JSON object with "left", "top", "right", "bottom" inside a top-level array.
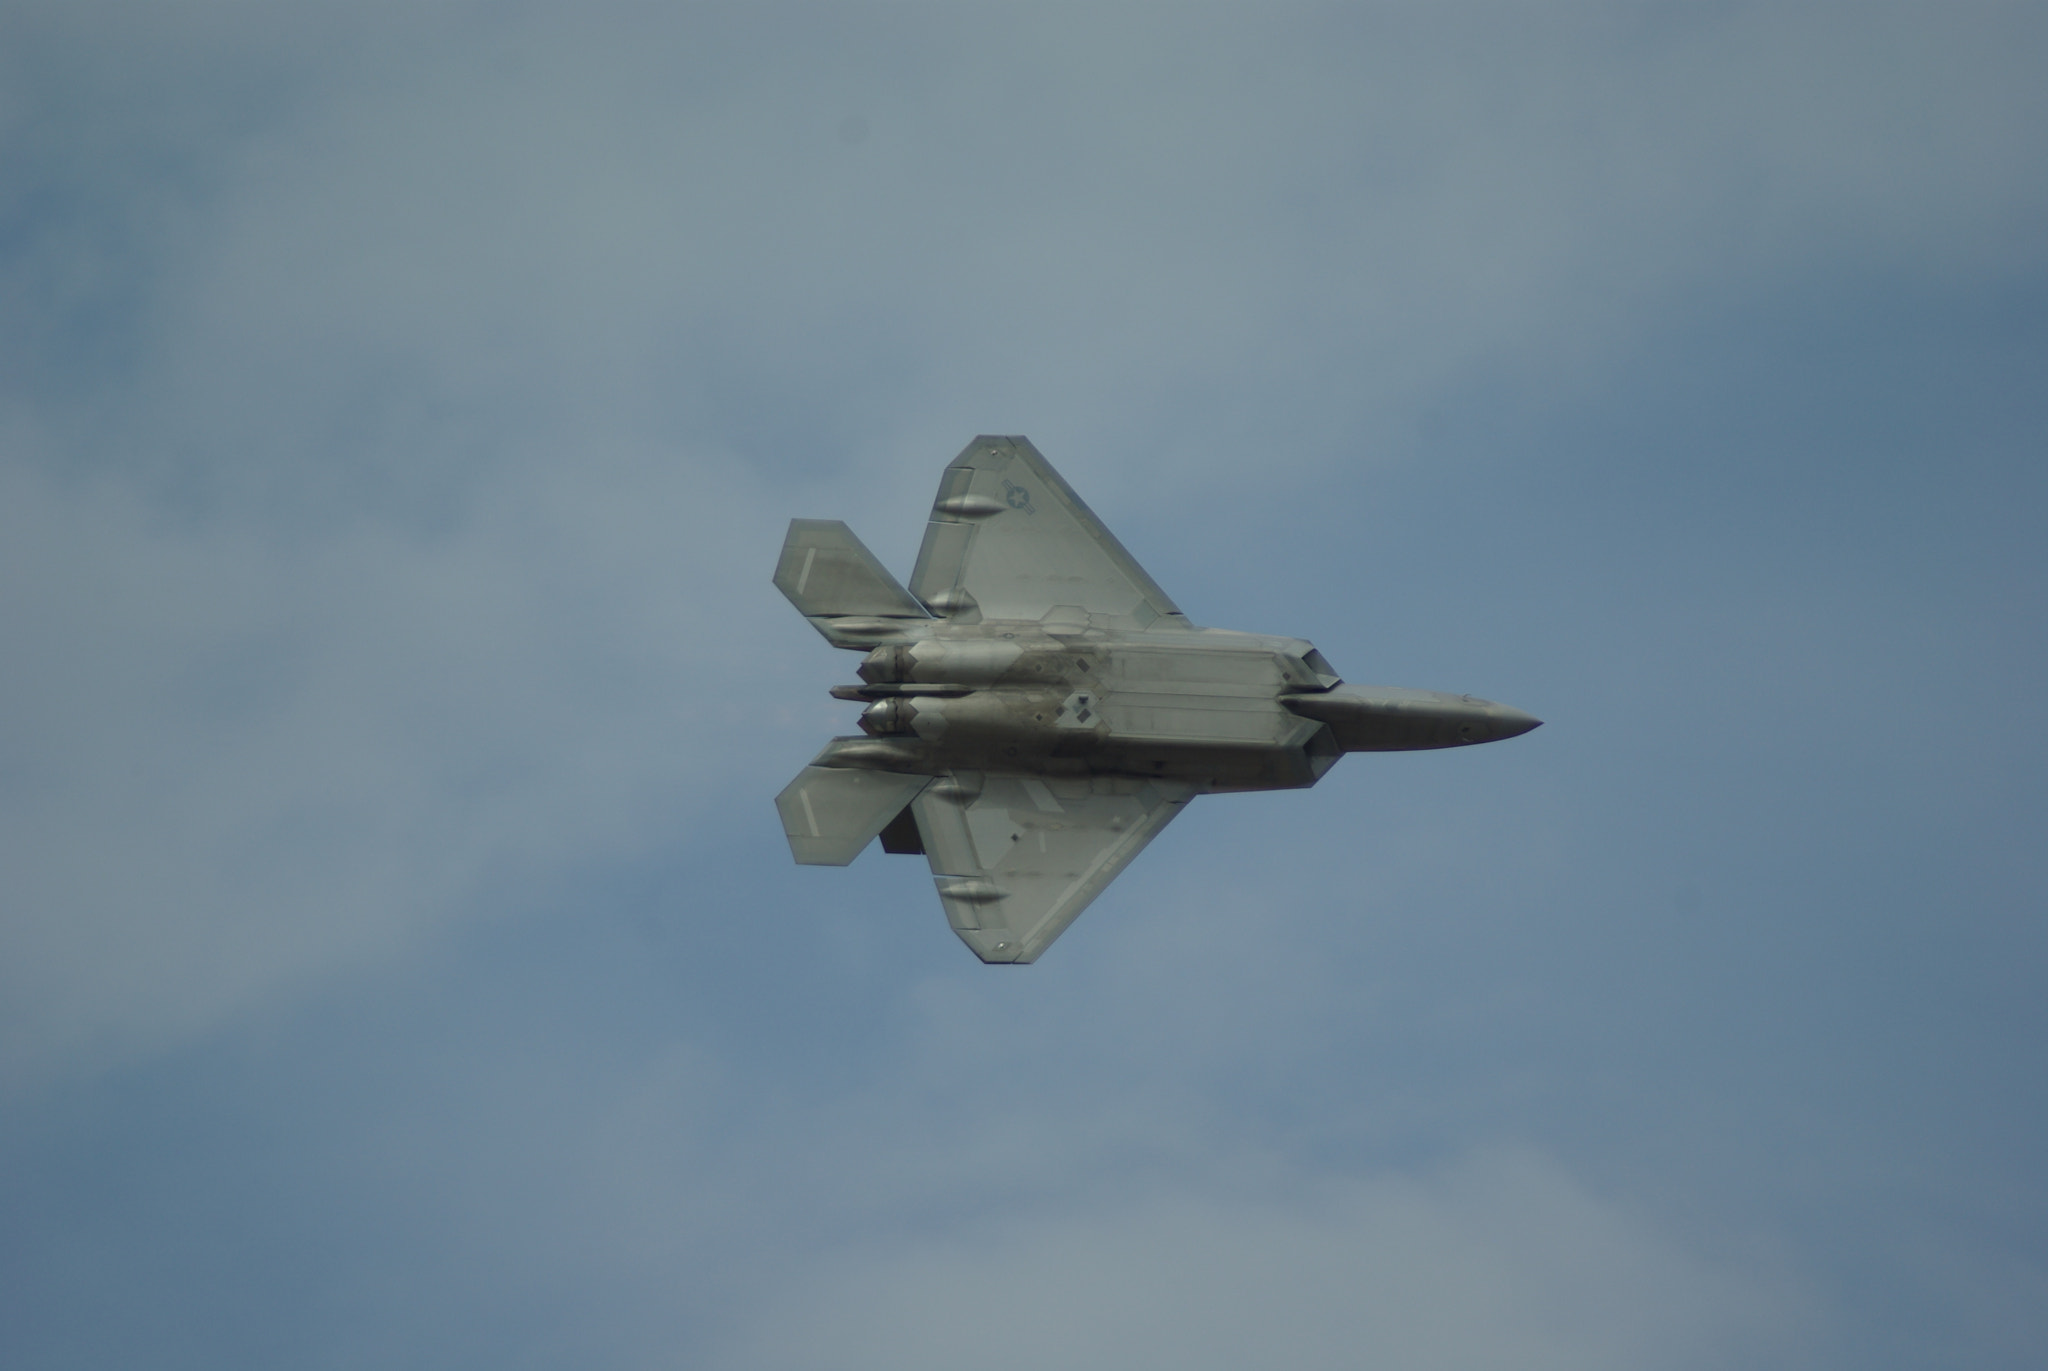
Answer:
[
  {"left": 909, "top": 436, "right": 1187, "bottom": 628},
  {"left": 911, "top": 774, "right": 1194, "bottom": 963}
]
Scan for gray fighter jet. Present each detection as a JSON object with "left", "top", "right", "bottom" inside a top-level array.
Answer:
[{"left": 774, "top": 436, "right": 1539, "bottom": 963}]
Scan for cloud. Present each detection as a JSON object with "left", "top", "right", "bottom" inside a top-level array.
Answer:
[
  {"left": 0, "top": 437, "right": 806, "bottom": 1087},
  {"left": 4, "top": 0, "right": 2044, "bottom": 1087},
  {"left": 0, "top": 34, "right": 2043, "bottom": 1364},
  {"left": 16, "top": 5, "right": 2046, "bottom": 489},
  {"left": 709, "top": 1148, "right": 1804, "bottom": 1371}
]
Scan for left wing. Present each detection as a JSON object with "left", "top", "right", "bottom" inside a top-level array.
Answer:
[
  {"left": 910, "top": 773, "right": 1194, "bottom": 963},
  {"left": 909, "top": 436, "right": 1186, "bottom": 628}
]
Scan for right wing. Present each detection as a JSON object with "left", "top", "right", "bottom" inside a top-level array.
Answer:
[
  {"left": 909, "top": 436, "right": 1187, "bottom": 629},
  {"left": 911, "top": 773, "right": 1194, "bottom": 963}
]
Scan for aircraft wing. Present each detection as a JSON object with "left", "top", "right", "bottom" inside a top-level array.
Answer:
[
  {"left": 910, "top": 773, "right": 1195, "bottom": 963},
  {"left": 909, "top": 436, "right": 1187, "bottom": 629}
]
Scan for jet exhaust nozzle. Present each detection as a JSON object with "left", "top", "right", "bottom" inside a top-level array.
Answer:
[{"left": 859, "top": 697, "right": 919, "bottom": 736}]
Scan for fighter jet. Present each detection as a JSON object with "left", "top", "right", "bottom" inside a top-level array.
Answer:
[{"left": 774, "top": 436, "right": 1540, "bottom": 963}]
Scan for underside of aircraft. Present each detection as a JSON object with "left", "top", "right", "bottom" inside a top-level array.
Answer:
[{"left": 775, "top": 436, "right": 1539, "bottom": 963}]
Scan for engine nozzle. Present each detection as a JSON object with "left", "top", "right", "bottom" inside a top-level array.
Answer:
[{"left": 858, "top": 696, "right": 919, "bottom": 737}]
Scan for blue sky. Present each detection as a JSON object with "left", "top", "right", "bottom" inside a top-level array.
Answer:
[{"left": 3, "top": 4, "right": 2045, "bottom": 1367}]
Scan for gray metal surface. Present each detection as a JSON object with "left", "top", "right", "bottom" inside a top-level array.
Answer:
[
  {"left": 909, "top": 436, "right": 1185, "bottom": 628},
  {"left": 775, "top": 436, "right": 1541, "bottom": 963},
  {"left": 912, "top": 773, "right": 1193, "bottom": 964},
  {"left": 774, "top": 762, "right": 932, "bottom": 867}
]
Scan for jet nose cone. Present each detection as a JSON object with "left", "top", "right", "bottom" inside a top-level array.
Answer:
[{"left": 1490, "top": 705, "right": 1542, "bottom": 740}]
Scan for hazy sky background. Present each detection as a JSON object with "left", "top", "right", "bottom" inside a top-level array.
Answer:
[{"left": 3, "top": 3, "right": 2045, "bottom": 1367}]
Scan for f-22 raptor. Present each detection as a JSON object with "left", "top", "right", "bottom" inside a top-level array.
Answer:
[{"left": 775, "top": 437, "right": 1539, "bottom": 964}]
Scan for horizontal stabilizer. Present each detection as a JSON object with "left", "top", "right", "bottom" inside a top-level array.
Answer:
[
  {"left": 775, "top": 763, "right": 932, "bottom": 866},
  {"left": 775, "top": 519, "right": 929, "bottom": 621}
]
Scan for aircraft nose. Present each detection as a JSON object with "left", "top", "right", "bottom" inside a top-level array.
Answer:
[{"left": 1488, "top": 704, "right": 1543, "bottom": 739}]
